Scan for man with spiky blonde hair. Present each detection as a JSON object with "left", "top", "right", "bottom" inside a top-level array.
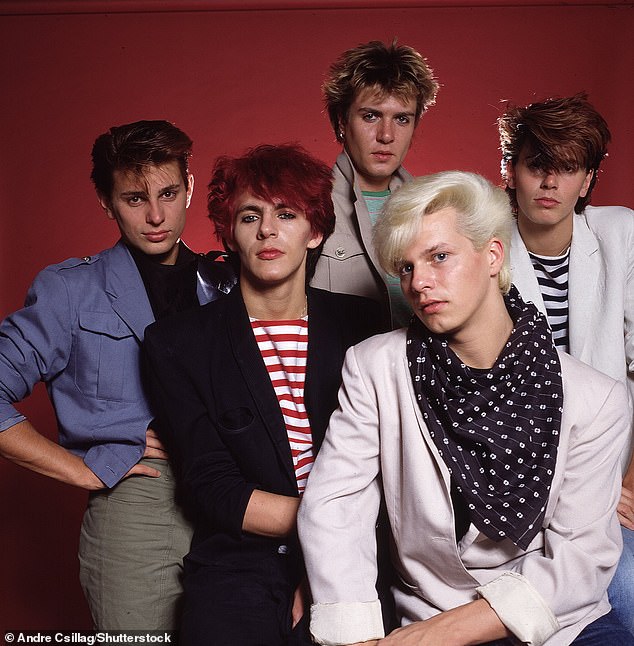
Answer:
[{"left": 312, "top": 39, "right": 438, "bottom": 329}]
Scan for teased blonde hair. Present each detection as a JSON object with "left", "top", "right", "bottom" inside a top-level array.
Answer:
[{"left": 374, "top": 171, "right": 513, "bottom": 293}]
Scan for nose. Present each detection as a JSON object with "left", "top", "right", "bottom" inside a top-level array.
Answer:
[
  {"left": 257, "top": 212, "right": 277, "bottom": 239},
  {"left": 146, "top": 201, "right": 165, "bottom": 225},
  {"left": 540, "top": 170, "right": 558, "bottom": 189},
  {"left": 376, "top": 119, "right": 395, "bottom": 144},
  {"left": 409, "top": 264, "right": 434, "bottom": 294}
]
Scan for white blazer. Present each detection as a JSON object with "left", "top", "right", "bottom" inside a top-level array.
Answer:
[
  {"left": 510, "top": 206, "right": 634, "bottom": 470},
  {"left": 298, "top": 330, "right": 628, "bottom": 646}
]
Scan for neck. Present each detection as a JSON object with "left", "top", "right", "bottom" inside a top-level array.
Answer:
[
  {"left": 517, "top": 213, "right": 573, "bottom": 256},
  {"left": 241, "top": 278, "right": 307, "bottom": 321},
  {"left": 448, "top": 295, "right": 514, "bottom": 369}
]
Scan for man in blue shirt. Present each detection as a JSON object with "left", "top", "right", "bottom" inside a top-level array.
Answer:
[{"left": 0, "top": 120, "right": 234, "bottom": 629}]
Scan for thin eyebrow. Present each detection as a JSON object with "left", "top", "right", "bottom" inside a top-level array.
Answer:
[
  {"left": 404, "top": 243, "right": 446, "bottom": 260},
  {"left": 159, "top": 184, "right": 181, "bottom": 193},
  {"left": 119, "top": 183, "right": 181, "bottom": 199},
  {"left": 236, "top": 204, "right": 264, "bottom": 215},
  {"left": 119, "top": 190, "right": 148, "bottom": 199},
  {"left": 356, "top": 106, "right": 416, "bottom": 119}
]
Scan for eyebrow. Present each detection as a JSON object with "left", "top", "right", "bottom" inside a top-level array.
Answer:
[
  {"left": 356, "top": 105, "right": 416, "bottom": 118},
  {"left": 402, "top": 243, "right": 449, "bottom": 261},
  {"left": 119, "top": 183, "right": 181, "bottom": 198},
  {"left": 236, "top": 201, "right": 293, "bottom": 214}
]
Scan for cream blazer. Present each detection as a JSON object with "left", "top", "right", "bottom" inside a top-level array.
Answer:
[
  {"left": 298, "top": 330, "right": 628, "bottom": 646},
  {"left": 510, "top": 206, "right": 634, "bottom": 471},
  {"left": 311, "top": 151, "right": 411, "bottom": 327}
]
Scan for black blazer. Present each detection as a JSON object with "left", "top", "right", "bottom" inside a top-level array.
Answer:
[{"left": 144, "top": 286, "right": 383, "bottom": 561}]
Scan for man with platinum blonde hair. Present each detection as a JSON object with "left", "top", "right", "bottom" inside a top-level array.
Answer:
[
  {"left": 374, "top": 171, "right": 513, "bottom": 294},
  {"left": 299, "top": 171, "right": 632, "bottom": 645}
]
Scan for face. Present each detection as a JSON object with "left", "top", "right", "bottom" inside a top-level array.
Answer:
[
  {"left": 228, "top": 192, "right": 323, "bottom": 290},
  {"left": 507, "top": 147, "right": 593, "bottom": 230},
  {"left": 399, "top": 207, "right": 504, "bottom": 344},
  {"left": 341, "top": 87, "right": 417, "bottom": 192},
  {"left": 100, "top": 160, "right": 192, "bottom": 265}
]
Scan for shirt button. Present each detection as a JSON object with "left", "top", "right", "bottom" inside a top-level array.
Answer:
[
  {"left": 335, "top": 247, "right": 346, "bottom": 259},
  {"left": 277, "top": 544, "right": 288, "bottom": 554}
]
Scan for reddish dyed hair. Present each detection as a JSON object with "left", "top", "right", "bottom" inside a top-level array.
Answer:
[{"left": 207, "top": 144, "right": 335, "bottom": 278}]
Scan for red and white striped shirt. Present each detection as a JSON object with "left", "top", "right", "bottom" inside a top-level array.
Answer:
[{"left": 250, "top": 317, "right": 313, "bottom": 493}]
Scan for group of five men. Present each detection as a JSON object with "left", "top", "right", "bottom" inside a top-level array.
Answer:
[{"left": 0, "top": 40, "right": 632, "bottom": 646}]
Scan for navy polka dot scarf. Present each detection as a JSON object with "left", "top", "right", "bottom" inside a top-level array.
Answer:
[{"left": 406, "top": 286, "right": 563, "bottom": 550}]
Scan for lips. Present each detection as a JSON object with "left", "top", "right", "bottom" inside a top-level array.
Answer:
[
  {"left": 144, "top": 231, "right": 170, "bottom": 242},
  {"left": 372, "top": 151, "right": 394, "bottom": 161},
  {"left": 419, "top": 300, "right": 445, "bottom": 314},
  {"left": 534, "top": 197, "right": 560, "bottom": 208},
  {"left": 257, "top": 248, "right": 283, "bottom": 260}
]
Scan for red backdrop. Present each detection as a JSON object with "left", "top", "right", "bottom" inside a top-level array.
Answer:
[{"left": 1, "top": 0, "right": 633, "bottom": 630}]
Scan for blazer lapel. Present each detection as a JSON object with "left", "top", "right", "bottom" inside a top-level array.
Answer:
[
  {"left": 509, "top": 223, "right": 546, "bottom": 314},
  {"left": 224, "top": 289, "right": 297, "bottom": 485},
  {"left": 568, "top": 214, "right": 601, "bottom": 357},
  {"left": 304, "top": 289, "right": 343, "bottom": 452},
  {"left": 106, "top": 242, "right": 155, "bottom": 341}
]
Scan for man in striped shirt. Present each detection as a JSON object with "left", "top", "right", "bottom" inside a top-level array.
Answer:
[{"left": 500, "top": 93, "right": 634, "bottom": 635}]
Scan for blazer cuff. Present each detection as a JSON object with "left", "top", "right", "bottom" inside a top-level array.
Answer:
[
  {"left": 310, "top": 600, "right": 384, "bottom": 645},
  {"left": 477, "top": 572, "right": 559, "bottom": 646}
]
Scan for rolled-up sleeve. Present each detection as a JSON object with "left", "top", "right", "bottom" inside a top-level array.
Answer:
[
  {"left": 478, "top": 375, "right": 628, "bottom": 645},
  {"left": 0, "top": 269, "right": 72, "bottom": 430}
]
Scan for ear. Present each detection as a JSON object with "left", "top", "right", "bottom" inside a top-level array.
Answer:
[
  {"left": 337, "top": 115, "right": 346, "bottom": 142},
  {"left": 307, "top": 232, "right": 324, "bottom": 250},
  {"left": 488, "top": 238, "right": 505, "bottom": 278},
  {"left": 579, "top": 169, "right": 593, "bottom": 198},
  {"left": 98, "top": 194, "right": 115, "bottom": 221},
  {"left": 505, "top": 161, "right": 516, "bottom": 189},
  {"left": 186, "top": 174, "right": 195, "bottom": 208}
]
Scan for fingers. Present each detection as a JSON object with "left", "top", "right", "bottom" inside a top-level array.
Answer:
[
  {"left": 291, "top": 582, "right": 307, "bottom": 628},
  {"left": 618, "top": 486, "right": 634, "bottom": 530},
  {"left": 144, "top": 428, "right": 168, "bottom": 459},
  {"left": 124, "top": 463, "right": 161, "bottom": 480}
]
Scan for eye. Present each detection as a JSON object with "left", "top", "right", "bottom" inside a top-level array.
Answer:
[
  {"left": 398, "top": 262, "right": 413, "bottom": 276},
  {"left": 278, "top": 211, "right": 297, "bottom": 220},
  {"left": 433, "top": 252, "right": 448, "bottom": 263},
  {"left": 396, "top": 115, "right": 411, "bottom": 125},
  {"left": 362, "top": 112, "right": 378, "bottom": 122},
  {"left": 162, "top": 190, "right": 176, "bottom": 199},
  {"left": 240, "top": 214, "right": 259, "bottom": 223},
  {"left": 127, "top": 196, "right": 144, "bottom": 205}
]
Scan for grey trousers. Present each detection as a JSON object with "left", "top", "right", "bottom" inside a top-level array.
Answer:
[{"left": 78, "top": 458, "right": 193, "bottom": 630}]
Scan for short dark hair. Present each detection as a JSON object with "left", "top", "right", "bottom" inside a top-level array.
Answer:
[
  {"left": 323, "top": 39, "right": 438, "bottom": 142},
  {"left": 91, "top": 120, "right": 193, "bottom": 201},
  {"left": 207, "top": 144, "right": 335, "bottom": 281},
  {"left": 498, "top": 93, "right": 611, "bottom": 213}
]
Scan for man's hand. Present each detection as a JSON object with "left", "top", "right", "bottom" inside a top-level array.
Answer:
[
  {"left": 143, "top": 428, "right": 168, "bottom": 460},
  {"left": 617, "top": 484, "right": 634, "bottom": 530},
  {"left": 291, "top": 577, "right": 310, "bottom": 628},
  {"left": 0, "top": 421, "right": 163, "bottom": 489},
  {"left": 373, "top": 599, "right": 509, "bottom": 646}
]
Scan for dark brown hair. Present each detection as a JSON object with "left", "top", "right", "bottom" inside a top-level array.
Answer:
[
  {"left": 499, "top": 93, "right": 610, "bottom": 212},
  {"left": 91, "top": 120, "right": 193, "bottom": 202}
]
